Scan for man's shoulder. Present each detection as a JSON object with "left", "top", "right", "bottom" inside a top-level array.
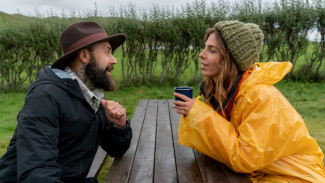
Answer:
[{"left": 26, "top": 81, "right": 70, "bottom": 103}]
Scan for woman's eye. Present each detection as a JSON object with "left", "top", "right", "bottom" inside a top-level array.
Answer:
[{"left": 209, "top": 49, "right": 216, "bottom": 53}]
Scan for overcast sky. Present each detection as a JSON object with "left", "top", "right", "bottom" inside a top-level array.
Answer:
[{"left": 0, "top": 0, "right": 216, "bottom": 17}]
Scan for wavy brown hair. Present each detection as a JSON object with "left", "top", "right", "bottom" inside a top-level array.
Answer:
[{"left": 202, "top": 28, "right": 239, "bottom": 112}]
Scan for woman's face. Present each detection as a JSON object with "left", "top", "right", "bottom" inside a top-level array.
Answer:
[{"left": 199, "top": 33, "right": 222, "bottom": 79}]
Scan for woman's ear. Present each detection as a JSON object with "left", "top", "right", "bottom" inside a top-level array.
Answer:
[{"left": 77, "top": 49, "right": 91, "bottom": 64}]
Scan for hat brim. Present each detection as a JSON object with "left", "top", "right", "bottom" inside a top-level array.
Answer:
[{"left": 51, "top": 33, "right": 126, "bottom": 69}]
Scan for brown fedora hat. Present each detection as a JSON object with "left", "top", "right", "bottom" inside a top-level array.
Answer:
[{"left": 52, "top": 21, "right": 126, "bottom": 69}]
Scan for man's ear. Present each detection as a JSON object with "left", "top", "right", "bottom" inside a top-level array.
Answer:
[{"left": 77, "top": 49, "right": 91, "bottom": 64}]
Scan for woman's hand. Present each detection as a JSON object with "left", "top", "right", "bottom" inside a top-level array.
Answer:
[
  {"left": 101, "top": 99, "right": 127, "bottom": 127},
  {"left": 173, "top": 93, "right": 196, "bottom": 116}
]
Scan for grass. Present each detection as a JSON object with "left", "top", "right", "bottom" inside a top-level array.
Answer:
[
  {"left": 1, "top": 81, "right": 324, "bottom": 182},
  {"left": 0, "top": 92, "right": 25, "bottom": 153},
  {"left": 275, "top": 81, "right": 325, "bottom": 152}
]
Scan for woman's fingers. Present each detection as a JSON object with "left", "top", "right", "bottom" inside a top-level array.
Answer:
[
  {"left": 173, "top": 100, "right": 185, "bottom": 106},
  {"left": 173, "top": 103, "right": 190, "bottom": 115},
  {"left": 173, "top": 95, "right": 196, "bottom": 116},
  {"left": 174, "top": 92, "right": 191, "bottom": 102},
  {"left": 173, "top": 104, "right": 189, "bottom": 111}
]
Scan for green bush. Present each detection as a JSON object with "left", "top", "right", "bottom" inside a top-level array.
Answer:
[{"left": 0, "top": 0, "right": 324, "bottom": 90}]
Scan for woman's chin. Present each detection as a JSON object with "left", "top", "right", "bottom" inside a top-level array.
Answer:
[{"left": 201, "top": 71, "right": 209, "bottom": 77}]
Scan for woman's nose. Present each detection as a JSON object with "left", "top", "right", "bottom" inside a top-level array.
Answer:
[{"left": 199, "top": 50, "right": 205, "bottom": 59}]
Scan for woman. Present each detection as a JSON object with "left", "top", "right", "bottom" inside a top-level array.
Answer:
[{"left": 173, "top": 20, "right": 325, "bottom": 183}]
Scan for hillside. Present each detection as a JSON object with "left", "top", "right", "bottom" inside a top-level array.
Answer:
[
  {"left": 0, "top": 11, "right": 120, "bottom": 28},
  {"left": 0, "top": 11, "right": 36, "bottom": 25}
]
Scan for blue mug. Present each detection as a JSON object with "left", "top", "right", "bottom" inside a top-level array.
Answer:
[{"left": 175, "top": 87, "right": 193, "bottom": 102}]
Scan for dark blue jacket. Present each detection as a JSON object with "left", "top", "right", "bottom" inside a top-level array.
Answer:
[{"left": 0, "top": 66, "right": 132, "bottom": 183}]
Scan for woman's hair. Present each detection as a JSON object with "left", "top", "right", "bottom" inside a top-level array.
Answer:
[{"left": 203, "top": 28, "right": 239, "bottom": 112}]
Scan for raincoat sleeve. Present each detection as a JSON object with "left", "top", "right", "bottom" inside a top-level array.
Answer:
[{"left": 178, "top": 84, "right": 320, "bottom": 173}]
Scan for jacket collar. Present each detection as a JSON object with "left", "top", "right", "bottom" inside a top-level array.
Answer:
[
  {"left": 200, "top": 71, "right": 245, "bottom": 111},
  {"left": 63, "top": 66, "right": 104, "bottom": 112}
]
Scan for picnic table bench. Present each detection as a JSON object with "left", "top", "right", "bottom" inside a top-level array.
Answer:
[{"left": 88, "top": 99, "right": 252, "bottom": 183}]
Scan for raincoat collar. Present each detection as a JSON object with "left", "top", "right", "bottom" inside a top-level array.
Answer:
[{"left": 200, "top": 71, "right": 245, "bottom": 111}]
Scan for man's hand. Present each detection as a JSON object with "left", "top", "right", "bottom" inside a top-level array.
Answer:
[{"left": 101, "top": 99, "right": 127, "bottom": 127}]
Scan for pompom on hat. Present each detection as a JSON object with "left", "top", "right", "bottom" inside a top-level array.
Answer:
[
  {"left": 52, "top": 21, "right": 126, "bottom": 69},
  {"left": 213, "top": 20, "right": 264, "bottom": 71}
]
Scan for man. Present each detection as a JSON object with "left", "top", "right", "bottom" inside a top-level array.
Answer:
[{"left": 0, "top": 21, "right": 132, "bottom": 183}]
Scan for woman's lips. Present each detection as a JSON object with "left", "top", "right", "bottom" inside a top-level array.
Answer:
[{"left": 201, "top": 62, "right": 208, "bottom": 70}]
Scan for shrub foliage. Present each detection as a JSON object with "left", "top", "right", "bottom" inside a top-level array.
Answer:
[{"left": 0, "top": 0, "right": 324, "bottom": 89}]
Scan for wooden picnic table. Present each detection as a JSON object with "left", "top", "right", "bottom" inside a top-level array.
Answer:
[{"left": 89, "top": 99, "right": 252, "bottom": 183}]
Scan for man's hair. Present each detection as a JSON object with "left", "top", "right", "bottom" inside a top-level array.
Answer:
[
  {"left": 73, "top": 44, "right": 94, "bottom": 61},
  {"left": 84, "top": 44, "right": 94, "bottom": 53}
]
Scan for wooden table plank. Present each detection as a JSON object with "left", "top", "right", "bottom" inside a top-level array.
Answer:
[
  {"left": 105, "top": 100, "right": 148, "bottom": 183},
  {"left": 219, "top": 164, "right": 252, "bottom": 183},
  {"left": 87, "top": 146, "right": 108, "bottom": 178},
  {"left": 168, "top": 99, "right": 203, "bottom": 183},
  {"left": 194, "top": 150, "right": 228, "bottom": 183},
  {"left": 128, "top": 100, "right": 158, "bottom": 183},
  {"left": 154, "top": 100, "right": 177, "bottom": 183}
]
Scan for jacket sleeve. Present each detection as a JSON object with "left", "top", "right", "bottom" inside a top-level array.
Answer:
[
  {"left": 16, "top": 88, "right": 62, "bottom": 183},
  {"left": 178, "top": 84, "right": 320, "bottom": 173},
  {"left": 100, "top": 117, "right": 132, "bottom": 158}
]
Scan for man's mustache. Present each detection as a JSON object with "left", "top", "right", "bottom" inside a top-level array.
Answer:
[{"left": 105, "top": 65, "right": 114, "bottom": 72}]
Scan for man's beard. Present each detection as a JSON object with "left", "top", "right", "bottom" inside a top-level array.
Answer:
[{"left": 85, "top": 54, "right": 117, "bottom": 91}]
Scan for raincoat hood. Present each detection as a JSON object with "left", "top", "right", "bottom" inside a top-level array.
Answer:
[
  {"left": 27, "top": 66, "right": 85, "bottom": 101},
  {"left": 236, "top": 62, "right": 292, "bottom": 98}
]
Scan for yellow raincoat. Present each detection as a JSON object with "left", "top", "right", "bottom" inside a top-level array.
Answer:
[{"left": 178, "top": 62, "right": 325, "bottom": 183}]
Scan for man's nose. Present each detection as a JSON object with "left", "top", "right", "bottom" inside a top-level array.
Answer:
[{"left": 110, "top": 55, "right": 117, "bottom": 64}]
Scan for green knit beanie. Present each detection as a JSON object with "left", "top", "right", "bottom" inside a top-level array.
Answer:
[{"left": 213, "top": 21, "right": 264, "bottom": 71}]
